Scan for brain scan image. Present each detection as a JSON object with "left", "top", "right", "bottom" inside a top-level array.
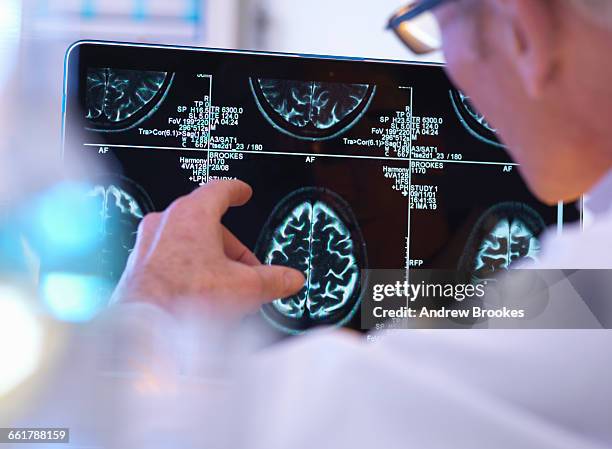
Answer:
[
  {"left": 459, "top": 202, "right": 546, "bottom": 284},
  {"left": 450, "top": 89, "right": 505, "bottom": 148},
  {"left": 87, "top": 176, "right": 154, "bottom": 285},
  {"left": 250, "top": 78, "right": 376, "bottom": 141},
  {"left": 86, "top": 68, "right": 174, "bottom": 132},
  {"left": 255, "top": 188, "right": 368, "bottom": 333}
]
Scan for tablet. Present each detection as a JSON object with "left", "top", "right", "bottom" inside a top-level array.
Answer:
[{"left": 62, "top": 41, "right": 579, "bottom": 333}]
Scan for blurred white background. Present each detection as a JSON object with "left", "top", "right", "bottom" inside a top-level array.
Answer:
[{"left": 240, "top": 0, "right": 442, "bottom": 60}]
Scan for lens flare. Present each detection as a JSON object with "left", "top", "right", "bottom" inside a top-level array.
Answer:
[
  {"left": 0, "top": 286, "right": 43, "bottom": 397},
  {"left": 25, "top": 182, "right": 101, "bottom": 262},
  {"left": 41, "top": 272, "right": 110, "bottom": 322}
]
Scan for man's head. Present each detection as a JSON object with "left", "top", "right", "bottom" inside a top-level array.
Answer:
[{"left": 434, "top": 0, "right": 612, "bottom": 204}]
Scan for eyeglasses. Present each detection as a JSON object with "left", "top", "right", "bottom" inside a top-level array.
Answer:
[{"left": 387, "top": 0, "right": 453, "bottom": 54}]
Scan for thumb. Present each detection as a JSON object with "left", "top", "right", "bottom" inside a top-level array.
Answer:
[{"left": 252, "top": 265, "right": 305, "bottom": 302}]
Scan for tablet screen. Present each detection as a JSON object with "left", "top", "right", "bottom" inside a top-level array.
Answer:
[{"left": 63, "top": 42, "right": 579, "bottom": 333}]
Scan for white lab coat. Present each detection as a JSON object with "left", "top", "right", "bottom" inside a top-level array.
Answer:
[{"left": 10, "top": 174, "right": 612, "bottom": 449}]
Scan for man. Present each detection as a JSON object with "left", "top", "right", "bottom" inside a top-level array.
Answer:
[{"left": 17, "top": 0, "right": 612, "bottom": 447}]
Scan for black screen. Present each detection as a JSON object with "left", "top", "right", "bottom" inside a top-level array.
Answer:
[{"left": 62, "top": 41, "right": 579, "bottom": 334}]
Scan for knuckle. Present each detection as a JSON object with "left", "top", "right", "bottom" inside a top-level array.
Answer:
[
  {"left": 168, "top": 195, "right": 189, "bottom": 212},
  {"left": 259, "top": 269, "right": 284, "bottom": 300},
  {"left": 273, "top": 272, "right": 286, "bottom": 296},
  {"left": 167, "top": 194, "right": 216, "bottom": 220},
  {"left": 232, "top": 269, "right": 262, "bottom": 300},
  {"left": 165, "top": 197, "right": 194, "bottom": 221}
]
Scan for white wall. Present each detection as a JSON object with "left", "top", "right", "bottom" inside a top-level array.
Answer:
[{"left": 243, "top": 0, "right": 443, "bottom": 62}]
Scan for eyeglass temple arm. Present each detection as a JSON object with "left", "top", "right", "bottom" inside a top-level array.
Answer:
[{"left": 387, "top": 0, "right": 451, "bottom": 29}]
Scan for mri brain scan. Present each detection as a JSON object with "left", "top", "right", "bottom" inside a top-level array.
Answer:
[
  {"left": 250, "top": 78, "right": 376, "bottom": 141},
  {"left": 87, "top": 177, "right": 154, "bottom": 285},
  {"left": 86, "top": 68, "right": 174, "bottom": 132},
  {"left": 255, "top": 188, "right": 367, "bottom": 333},
  {"left": 450, "top": 89, "right": 504, "bottom": 148},
  {"left": 459, "top": 202, "right": 546, "bottom": 284}
]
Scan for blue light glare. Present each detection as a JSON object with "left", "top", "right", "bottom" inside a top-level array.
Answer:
[
  {"left": 82, "top": 0, "right": 96, "bottom": 18},
  {"left": 25, "top": 182, "right": 100, "bottom": 262},
  {"left": 133, "top": 0, "right": 147, "bottom": 20},
  {"left": 0, "top": 223, "right": 28, "bottom": 273},
  {"left": 41, "top": 273, "right": 110, "bottom": 322},
  {"left": 186, "top": 0, "right": 202, "bottom": 22}
]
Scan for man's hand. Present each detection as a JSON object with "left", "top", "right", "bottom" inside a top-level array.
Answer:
[{"left": 111, "top": 180, "right": 305, "bottom": 316}]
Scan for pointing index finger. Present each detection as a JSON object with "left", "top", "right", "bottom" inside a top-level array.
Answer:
[{"left": 189, "top": 179, "right": 253, "bottom": 218}]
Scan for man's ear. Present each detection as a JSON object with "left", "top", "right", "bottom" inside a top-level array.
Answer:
[{"left": 500, "top": 0, "right": 557, "bottom": 98}]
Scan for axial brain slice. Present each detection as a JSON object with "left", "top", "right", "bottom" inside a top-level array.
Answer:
[
  {"left": 257, "top": 188, "right": 366, "bottom": 332},
  {"left": 86, "top": 68, "right": 168, "bottom": 127},
  {"left": 253, "top": 78, "right": 376, "bottom": 140},
  {"left": 464, "top": 202, "right": 546, "bottom": 283},
  {"left": 474, "top": 217, "right": 541, "bottom": 279},
  {"left": 88, "top": 183, "right": 149, "bottom": 282}
]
